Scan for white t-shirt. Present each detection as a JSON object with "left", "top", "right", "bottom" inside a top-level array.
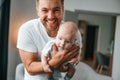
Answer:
[{"left": 17, "top": 18, "right": 82, "bottom": 80}]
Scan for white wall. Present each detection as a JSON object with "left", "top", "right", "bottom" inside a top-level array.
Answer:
[{"left": 64, "top": 0, "right": 120, "bottom": 14}]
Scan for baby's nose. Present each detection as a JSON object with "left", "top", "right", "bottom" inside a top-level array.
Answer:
[
  {"left": 60, "top": 40, "right": 65, "bottom": 48},
  {"left": 61, "top": 40, "right": 65, "bottom": 44}
]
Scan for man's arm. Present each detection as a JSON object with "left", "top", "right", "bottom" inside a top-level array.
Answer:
[
  {"left": 18, "top": 44, "right": 79, "bottom": 75},
  {"left": 19, "top": 49, "right": 63, "bottom": 75},
  {"left": 19, "top": 49, "right": 44, "bottom": 75}
]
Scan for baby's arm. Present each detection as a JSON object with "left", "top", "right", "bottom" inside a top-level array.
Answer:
[{"left": 41, "top": 55, "right": 52, "bottom": 72}]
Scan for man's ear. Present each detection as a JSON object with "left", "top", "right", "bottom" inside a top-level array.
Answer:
[{"left": 61, "top": 5, "right": 64, "bottom": 16}]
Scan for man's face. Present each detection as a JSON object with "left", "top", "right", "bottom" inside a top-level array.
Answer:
[{"left": 36, "top": 0, "right": 64, "bottom": 32}]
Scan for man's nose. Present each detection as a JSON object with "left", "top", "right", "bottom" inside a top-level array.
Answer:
[{"left": 48, "top": 11, "right": 54, "bottom": 19}]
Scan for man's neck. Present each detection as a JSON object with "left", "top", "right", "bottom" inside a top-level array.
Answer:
[{"left": 47, "top": 29, "right": 58, "bottom": 37}]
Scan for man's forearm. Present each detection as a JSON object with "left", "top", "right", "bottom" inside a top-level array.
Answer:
[{"left": 26, "top": 61, "right": 44, "bottom": 75}]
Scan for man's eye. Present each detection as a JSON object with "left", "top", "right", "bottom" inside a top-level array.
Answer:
[
  {"left": 53, "top": 8, "right": 60, "bottom": 12},
  {"left": 42, "top": 10, "right": 47, "bottom": 12},
  {"left": 55, "top": 9, "right": 60, "bottom": 12}
]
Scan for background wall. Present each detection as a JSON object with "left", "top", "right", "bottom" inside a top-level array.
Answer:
[
  {"left": 8, "top": 0, "right": 120, "bottom": 80},
  {"left": 64, "top": 0, "right": 120, "bottom": 14},
  {"left": 78, "top": 13, "right": 113, "bottom": 53}
]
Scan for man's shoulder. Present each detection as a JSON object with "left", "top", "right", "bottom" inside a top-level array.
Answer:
[
  {"left": 22, "top": 18, "right": 39, "bottom": 26},
  {"left": 19, "top": 18, "right": 40, "bottom": 31}
]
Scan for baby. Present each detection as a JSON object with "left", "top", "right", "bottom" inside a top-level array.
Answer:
[{"left": 41, "top": 21, "right": 82, "bottom": 80}]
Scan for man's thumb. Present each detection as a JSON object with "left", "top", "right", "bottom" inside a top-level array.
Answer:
[{"left": 52, "top": 44, "right": 58, "bottom": 55}]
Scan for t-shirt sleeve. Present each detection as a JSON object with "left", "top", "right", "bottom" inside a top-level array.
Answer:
[{"left": 17, "top": 24, "right": 37, "bottom": 52}]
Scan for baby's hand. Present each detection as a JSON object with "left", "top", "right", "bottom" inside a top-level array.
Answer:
[{"left": 43, "top": 64, "right": 52, "bottom": 72}]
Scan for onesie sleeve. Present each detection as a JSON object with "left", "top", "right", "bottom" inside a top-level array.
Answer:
[
  {"left": 77, "top": 31, "right": 82, "bottom": 54},
  {"left": 42, "top": 41, "right": 54, "bottom": 57}
]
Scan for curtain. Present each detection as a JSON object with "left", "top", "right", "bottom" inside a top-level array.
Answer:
[{"left": 0, "top": 0, "right": 10, "bottom": 80}]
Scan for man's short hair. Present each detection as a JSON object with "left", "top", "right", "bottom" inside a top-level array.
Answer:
[{"left": 36, "top": 0, "right": 64, "bottom": 5}]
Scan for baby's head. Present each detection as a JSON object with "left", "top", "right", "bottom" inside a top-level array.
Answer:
[{"left": 56, "top": 21, "right": 78, "bottom": 50}]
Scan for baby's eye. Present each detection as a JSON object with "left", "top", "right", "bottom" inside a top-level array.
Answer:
[
  {"left": 65, "top": 41, "right": 70, "bottom": 43},
  {"left": 59, "top": 37, "right": 62, "bottom": 40}
]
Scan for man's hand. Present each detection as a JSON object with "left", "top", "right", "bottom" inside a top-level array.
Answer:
[
  {"left": 48, "top": 44, "right": 80, "bottom": 69},
  {"left": 68, "top": 54, "right": 80, "bottom": 66}
]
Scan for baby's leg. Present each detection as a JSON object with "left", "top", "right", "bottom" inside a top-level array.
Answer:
[{"left": 64, "top": 64, "right": 76, "bottom": 80}]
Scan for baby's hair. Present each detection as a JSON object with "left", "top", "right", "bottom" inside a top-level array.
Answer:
[{"left": 60, "top": 21, "right": 79, "bottom": 40}]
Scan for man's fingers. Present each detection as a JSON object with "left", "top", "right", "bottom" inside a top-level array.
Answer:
[
  {"left": 69, "top": 44, "right": 77, "bottom": 50},
  {"left": 52, "top": 44, "right": 58, "bottom": 56},
  {"left": 67, "top": 46, "right": 80, "bottom": 61}
]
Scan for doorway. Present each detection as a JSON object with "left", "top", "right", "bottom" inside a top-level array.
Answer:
[{"left": 84, "top": 25, "right": 99, "bottom": 61}]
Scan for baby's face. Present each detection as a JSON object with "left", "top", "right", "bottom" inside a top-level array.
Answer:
[
  {"left": 55, "top": 31, "right": 76, "bottom": 50},
  {"left": 55, "top": 21, "right": 78, "bottom": 50}
]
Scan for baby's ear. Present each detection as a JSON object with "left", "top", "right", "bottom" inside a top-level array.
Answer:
[{"left": 75, "top": 38, "right": 79, "bottom": 45}]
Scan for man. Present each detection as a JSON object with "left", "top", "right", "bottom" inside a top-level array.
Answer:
[{"left": 17, "top": 0, "right": 81, "bottom": 80}]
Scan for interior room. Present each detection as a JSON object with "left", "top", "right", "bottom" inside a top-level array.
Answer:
[{"left": 0, "top": 0, "right": 120, "bottom": 80}]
